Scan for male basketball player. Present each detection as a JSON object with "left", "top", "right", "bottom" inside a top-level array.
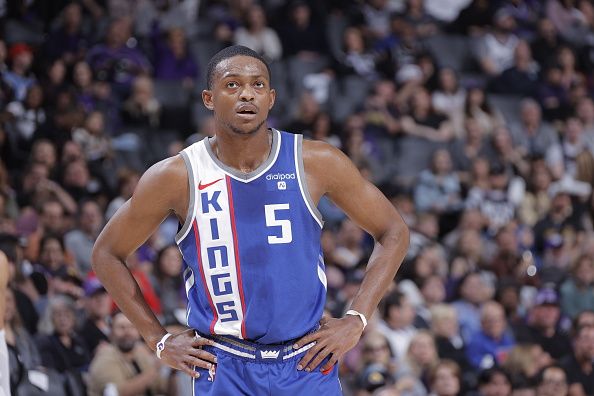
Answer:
[{"left": 92, "top": 45, "right": 409, "bottom": 395}]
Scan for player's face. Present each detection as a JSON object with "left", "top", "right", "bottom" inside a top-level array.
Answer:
[{"left": 203, "top": 55, "right": 275, "bottom": 136}]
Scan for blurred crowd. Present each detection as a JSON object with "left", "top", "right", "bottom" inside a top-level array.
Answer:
[{"left": 1, "top": 0, "right": 594, "bottom": 395}]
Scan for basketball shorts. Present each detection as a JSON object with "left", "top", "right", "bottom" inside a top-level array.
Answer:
[{"left": 192, "top": 331, "right": 342, "bottom": 395}]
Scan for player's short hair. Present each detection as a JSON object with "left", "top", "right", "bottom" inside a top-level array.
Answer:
[{"left": 206, "top": 45, "right": 271, "bottom": 89}]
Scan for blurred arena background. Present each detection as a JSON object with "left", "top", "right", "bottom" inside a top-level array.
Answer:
[{"left": 0, "top": 0, "right": 593, "bottom": 395}]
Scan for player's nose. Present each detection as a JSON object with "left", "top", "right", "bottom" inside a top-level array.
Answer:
[{"left": 239, "top": 84, "right": 255, "bottom": 101}]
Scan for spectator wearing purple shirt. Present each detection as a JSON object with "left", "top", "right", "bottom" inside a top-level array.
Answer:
[
  {"left": 43, "top": 2, "right": 88, "bottom": 65},
  {"left": 86, "top": 18, "right": 151, "bottom": 91},
  {"left": 152, "top": 26, "right": 198, "bottom": 83}
]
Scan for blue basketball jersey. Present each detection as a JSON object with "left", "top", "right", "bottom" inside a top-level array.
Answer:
[{"left": 175, "top": 129, "right": 326, "bottom": 344}]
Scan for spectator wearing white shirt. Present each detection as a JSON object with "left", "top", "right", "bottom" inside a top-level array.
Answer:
[
  {"left": 234, "top": 4, "right": 282, "bottom": 62},
  {"left": 475, "top": 9, "right": 519, "bottom": 76}
]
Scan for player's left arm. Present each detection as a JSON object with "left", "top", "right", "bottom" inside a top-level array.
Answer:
[{"left": 295, "top": 140, "right": 410, "bottom": 373}]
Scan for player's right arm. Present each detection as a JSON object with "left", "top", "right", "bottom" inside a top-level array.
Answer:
[{"left": 91, "top": 155, "right": 215, "bottom": 378}]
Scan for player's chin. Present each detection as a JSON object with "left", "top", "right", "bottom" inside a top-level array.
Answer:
[{"left": 230, "top": 119, "right": 265, "bottom": 135}]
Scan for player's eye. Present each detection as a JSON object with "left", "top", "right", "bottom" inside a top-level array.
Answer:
[
  {"left": 254, "top": 81, "right": 265, "bottom": 88},
  {"left": 226, "top": 82, "right": 238, "bottom": 89}
]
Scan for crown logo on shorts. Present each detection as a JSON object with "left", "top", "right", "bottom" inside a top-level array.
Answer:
[{"left": 260, "top": 350, "right": 280, "bottom": 359}]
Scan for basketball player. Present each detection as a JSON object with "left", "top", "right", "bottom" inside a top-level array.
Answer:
[{"left": 92, "top": 45, "right": 409, "bottom": 395}]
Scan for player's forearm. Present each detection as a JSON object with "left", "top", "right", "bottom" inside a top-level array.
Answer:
[
  {"left": 91, "top": 249, "right": 166, "bottom": 349},
  {"left": 348, "top": 222, "right": 409, "bottom": 319}
]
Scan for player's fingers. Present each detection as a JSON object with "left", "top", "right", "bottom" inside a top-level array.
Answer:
[
  {"left": 178, "top": 363, "right": 201, "bottom": 379},
  {"left": 320, "top": 355, "right": 339, "bottom": 374},
  {"left": 191, "top": 336, "right": 215, "bottom": 348},
  {"left": 184, "top": 356, "right": 214, "bottom": 371},
  {"left": 297, "top": 342, "right": 323, "bottom": 371},
  {"left": 189, "top": 349, "right": 218, "bottom": 364},
  {"left": 293, "top": 331, "right": 321, "bottom": 350},
  {"left": 304, "top": 347, "right": 330, "bottom": 372}
]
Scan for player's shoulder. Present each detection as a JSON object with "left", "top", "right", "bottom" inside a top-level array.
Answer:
[
  {"left": 302, "top": 138, "right": 352, "bottom": 172},
  {"left": 143, "top": 154, "right": 187, "bottom": 182},
  {"left": 134, "top": 154, "right": 188, "bottom": 198}
]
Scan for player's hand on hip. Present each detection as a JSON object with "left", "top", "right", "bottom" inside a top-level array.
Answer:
[
  {"left": 294, "top": 315, "right": 364, "bottom": 373},
  {"left": 159, "top": 330, "right": 217, "bottom": 378}
]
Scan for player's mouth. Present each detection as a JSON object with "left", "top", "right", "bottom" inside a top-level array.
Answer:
[{"left": 236, "top": 104, "right": 258, "bottom": 119}]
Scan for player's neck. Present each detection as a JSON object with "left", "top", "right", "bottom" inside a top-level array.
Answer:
[{"left": 212, "top": 128, "right": 272, "bottom": 174}]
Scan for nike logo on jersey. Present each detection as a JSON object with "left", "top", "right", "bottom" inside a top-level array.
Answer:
[{"left": 199, "top": 178, "right": 223, "bottom": 190}]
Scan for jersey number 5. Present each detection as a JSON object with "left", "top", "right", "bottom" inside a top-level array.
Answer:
[{"left": 265, "top": 204, "right": 292, "bottom": 244}]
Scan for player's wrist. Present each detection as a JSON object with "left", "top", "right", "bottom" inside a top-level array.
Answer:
[
  {"left": 344, "top": 310, "right": 367, "bottom": 332},
  {"left": 155, "top": 332, "right": 173, "bottom": 359},
  {"left": 148, "top": 330, "right": 170, "bottom": 353}
]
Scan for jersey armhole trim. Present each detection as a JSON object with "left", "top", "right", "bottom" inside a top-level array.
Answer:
[
  {"left": 175, "top": 150, "right": 196, "bottom": 243},
  {"left": 295, "top": 135, "right": 324, "bottom": 228}
]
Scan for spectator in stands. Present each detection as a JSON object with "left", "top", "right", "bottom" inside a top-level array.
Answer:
[
  {"left": 518, "top": 162, "right": 553, "bottom": 227},
  {"left": 401, "top": 88, "right": 453, "bottom": 142},
  {"left": 64, "top": 200, "right": 103, "bottom": 275},
  {"left": 531, "top": 18, "right": 566, "bottom": 67},
  {"left": 450, "top": 0, "right": 500, "bottom": 36},
  {"left": 72, "top": 110, "right": 111, "bottom": 164},
  {"left": 402, "top": 0, "right": 439, "bottom": 38},
  {"left": 399, "top": 330, "right": 440, "bottom": 389},
  {"left": 533, "top": 185, "right": 586, "bottom": 261},
  {"left": 489, "top": 39, "right": 539, "bottom": 97},
  {"left": 464, "top": 86, "right": 504, "bottom": 136},
  {"left": 333, "top": 219, "right": 366, "bottom": 269},
  {"left": 43, "top": 2, "right": 88, "bottom": 65},
  {"left": 576, "top": 97, "right": 594, "bottom": 145},
  {"left": 465, "top": 162, "right": 522, "bottom": 234},
  {"left": 121, "top": 75, "right": 161, "bottom": 130},
  {"left": 427, "top": 360, "right": 461, "bottom": 396},
  {"left": 432, "top": 68, "right": 466, "bottom": 137},
  {"left": 35, "top": 295, "right": 90, "bottom": 394},
  {"left": 503, "top": 344, "right": 552, "bottom": 387},
  {"left": 4, "top": 286, "right": 43, "bottom": 394},
  {"left": 86, "top": 17, "right": 151, "bottom": 90},
  {"left": 475, "top": 9, "right": 519, "bottom": 76},
  {"left": 279, "top": 2, "right": 327, "bottom": 59},
  {"left": 334, "top": 27, "right": 380, "bottom": 81},
  {"left": 61, "top": 158, "right": 106, "bottom": 203},
  {"left": 559, "top": 324, "right": 594, "bottom": 396},
  {"left": 431, "top": 304, "right": 470, "bottom": 371},
  {"left": 87, "top": 311, "right": 176, "bottom": 396},
  {"left": 153, "top": 27, "right": 198, "bottom": 83},
  {"left": 514, "top": 287, "right": 572, "bottom": 360},
  {"left": 486, "top": 126, "right": 530, "bottom": 178},
  {"left": 535, "top": 365, "right": 568, "bottom": 396},
  {"left": 5, "top": 84, "right": 46, "bottom": 152},
  {"left": 235, "top": 4, "right": 282, "bottom": 62},
  {"left": 357, "top": 331, "right": 397, "bottom": 380},
  {"left": 538, "top": 64, "right": 571, "bottom": 122},
  {"left": 3, "top": 43, "right": 35, "bottom": 102},
  {"left": 560, "top": 255, "right": 594, "bottom": 319},
  {"left": 150, "top": 245, "right": 184, "bottom": 326},
  {"left": 546, "top": 0, "right": 589, "bottom": 47},
  {"left": 361, "top": 0, "right": 400, "bottom": 40},
  {"left": 466, "top": 301, "right": 515, "bottom": 370},
  {"left": 453, "top": 272, "right": 494, "bottom": 342},
  {"left": 510, "top": 99, "right": 558, "bottom": 159},
  {"left": 80, "top": 277, "right": 110, "bottom": 355},
  {"left": 37, "top": 200, "right": 68, "bottom": 238},
  {"left": 546, "top": 117, "right": 594, "bottom": 182},
  {"left": 476, "top": 367, "right": 512, "bottom": 396},
  {"left": 377, "top": 290, "right": 418, "bottom": 361},
  {"left": 414, "top": 149, "right": 462, "bottom": 215}
]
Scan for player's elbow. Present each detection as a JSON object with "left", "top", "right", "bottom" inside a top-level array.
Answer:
[
  {"left": 91, "top": 239, "right": 113, "bottom": 275},
  {"left": 394, "top": 218, "right": 410, "bottom": 251}
]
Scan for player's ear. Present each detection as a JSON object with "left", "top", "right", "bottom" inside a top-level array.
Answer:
[
  {"left": 202, "top": 90, "right": 214, "bottom": 111},
  {"left": 268, "top": 88, "right": 276, "bottom": 110}
]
